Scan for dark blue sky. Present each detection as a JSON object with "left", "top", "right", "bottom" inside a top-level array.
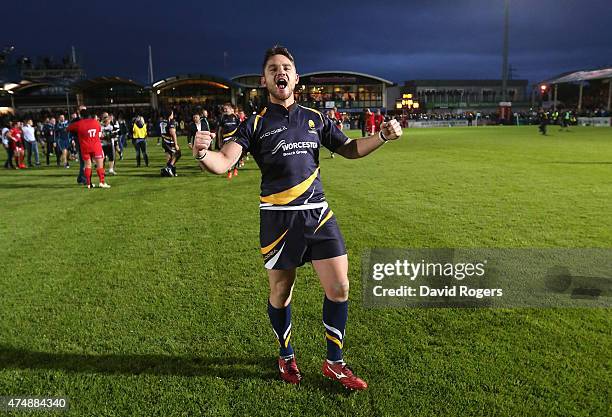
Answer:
[{"left": 4, "top": 0, "right": 611, "bottom": 85}]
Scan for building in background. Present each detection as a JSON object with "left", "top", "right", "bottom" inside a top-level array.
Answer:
[
  {"left": 0, "top": 52, "right": 85, "bottom": 112},
  {"left": 151, "top": 74, "right": 236, "bottom": 111},
  {"left": 232, "top": 74, "right": 267, "bottom": 114},
  {"left": 399, "top": 79, "right": 529, "bottom": 113},
  {"left": 294, "top": 71, "right": 394, "bottom": 113},
  {"left": 72, "top": 77, "right": 149, "bottom": 110}
]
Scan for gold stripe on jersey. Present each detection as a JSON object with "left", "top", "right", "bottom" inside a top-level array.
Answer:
[
  {"left": 298, "top": 105, "right": 323, "bottom": 123},
  {"left": 222, "top": 128, "right": 238, "bottom": 138},
  {"left": 260, "top": 167, "right": 320, "bottom": 205},
  {"left": 253, "top": 107, "right": 267, "bottom": 132},
  {"left": 314, "top": 210, "right": 334, "bottom": 234},
  {"left": 261, "top": 229, "right": 289, "bottom": 255}
]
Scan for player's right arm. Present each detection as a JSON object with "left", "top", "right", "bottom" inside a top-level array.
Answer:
[{"left": 193, "top": 131, "right": 242, "bottom": 174}]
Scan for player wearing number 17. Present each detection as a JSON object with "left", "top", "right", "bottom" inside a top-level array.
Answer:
[
  {"left": 192, "top": 45, "right": 403, "bottom": 390},
  {"left": 67, "top": 107, "right": 111, "bottom": 189}
]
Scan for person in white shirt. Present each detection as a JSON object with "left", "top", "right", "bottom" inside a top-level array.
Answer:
[
  {"left": 22, "top": 119, "right": 40, "bottom": 167},
  {"left": 2, "top": 123, "right": 13, "bottom": 169}
]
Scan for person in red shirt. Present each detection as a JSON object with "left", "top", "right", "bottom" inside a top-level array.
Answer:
[
  {"left": 333, "top": 107, "right": 342, "bottom": 131},
  {"left": 374, "top": 109, "right": 385, "bottom": 132},
  {"left": 364, "top": 108, "right": 375, "bottom": 135},
  {"left": 67, "top": 108, "right": 110, "bottom": 189},
  {"left": 7, "top": 121, "right": 25, "bottom": 169}
]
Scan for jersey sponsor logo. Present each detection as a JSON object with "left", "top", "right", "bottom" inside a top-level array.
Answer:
[
  {"left": 271, "top": 140, "right": 318, "bottom": 155},
  {"left": 259, "top": 125, "right": 287, "bottom": 140}
]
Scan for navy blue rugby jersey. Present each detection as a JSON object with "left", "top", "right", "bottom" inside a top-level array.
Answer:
[
  {"left": 230, "top": 103, "right": 351, "bottom": 209},
  {"left": 161, "top": 119, "right": 177, "bottom": 144},
  {"left": 219, "top": 114, "right": 241, "bottom": 142}
]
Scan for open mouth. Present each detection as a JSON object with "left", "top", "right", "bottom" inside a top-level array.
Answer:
[{"left": 276, "top": 78, "right": 288, "bottom": 90}]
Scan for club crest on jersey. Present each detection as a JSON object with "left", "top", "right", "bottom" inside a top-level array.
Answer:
[{"left": 307, "top": 119, "right": 318, "bottom": 134}]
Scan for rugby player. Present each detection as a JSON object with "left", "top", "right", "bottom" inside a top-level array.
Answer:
[
  {"left": 217, "top": 103, "right": 242, "bottom": 178},
  {"left": 193, "top": 46, "right": 403, "bottom": 390},
  {"left": 101, "top": 117, "right": 117, "bottom": 175},
  {"left": 7, "top": 121, "right": 25, "bottom": 169},
  {"left": 55, "top": 114, "right": 71, "bottom": 168},
  {"left": 67, "top": 108, "right": 110, "bottom": 188},
  {"left": 160, "top": 110, "right": 180, "bottom": 177}
]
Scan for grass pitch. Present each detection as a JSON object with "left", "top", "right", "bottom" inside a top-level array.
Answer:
[{"left": 0, "top": 126, "right": 610, "bottom": 416}]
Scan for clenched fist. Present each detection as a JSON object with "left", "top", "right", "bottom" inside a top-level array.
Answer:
[
  {"left": 380, "top": 119, "right": 402, "bottom": 141},
  {"left": 193, "top": 131, "right": 216, "bottom": 157}
]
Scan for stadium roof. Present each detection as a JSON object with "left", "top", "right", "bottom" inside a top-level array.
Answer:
[
  {"left": 1, "top": 79, "right": 56, "bottom": 94},
  {"left": 152, "top": 74, "right": 238, "bottom": 90},
  {"left": 231, "top": 74, "right": 262, "bottom": 88},
  {"left": 404, "top": 79, "right": 528, "bottom": 87},
  {"left": 545, "top": 67, "right": 612, "bottom": 84},
  {"left": 71, "top": 77, "right": 144, "bottom": 91},
  {"left": 300, "top": 71, "right": 394, "bottom": 85}
]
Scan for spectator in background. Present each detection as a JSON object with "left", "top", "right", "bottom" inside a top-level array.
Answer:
[
  {"left": 359, "top": 108, "right": 366, "bottom": 137},
  {"left": 132, "top": 115, "right": 148, "bottom": 167},
  {"left": 374, "top": 109, "right": 384, "bottom": 132},
  {"left": 365, "top": 108, "right": 375, "bottom": 135},
  {"left": 55, "top": 114, "right": 71, "bottom": 168},
  {"left": 22, "top": 119, "right": 40, "bottom": 167},
  {"left": 42, "top": 117, "right": 59, "bottom": 166},
  {"left": 201, "top": 109, "right": 211, "bottom": 132},
  {"left": 333, "top": 107, "right": 342, "bottom": 130},
  {"left": 187, "top": 112, "right": 208, "bottom": 150},
  {"left": 327, "top": 109, "right": 340, "bottom": 159},
  {"left": 2, "top": 121, "right": 14, "bottom": 169},
  {"left": 117, "top": 114, "right": 128, "bottom": 160}
]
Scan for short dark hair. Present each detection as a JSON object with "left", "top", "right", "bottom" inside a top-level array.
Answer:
[
  {"left": 161, "top": 109, "right": 173, "bottom": 119},
  {"left": 79, "top": 107, "right": 91, "bottom": 119},
  {"left": 262, "top": 45, "right": 295, "bottom": 73}
]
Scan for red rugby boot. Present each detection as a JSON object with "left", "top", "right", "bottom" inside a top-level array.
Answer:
[
  {"left": 278, "top": 356, "right": 302, "bottom": 385},
  {"left": 322, "top": 361, "right": 368, "bottom": 391}
]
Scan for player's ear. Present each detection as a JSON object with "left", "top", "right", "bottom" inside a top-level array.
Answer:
[
  {"left": 260, "top": 75, "right": 266, "bottom": 88},
  {"left": 295, "top": 73, "right": 299, "bottom": 84}
]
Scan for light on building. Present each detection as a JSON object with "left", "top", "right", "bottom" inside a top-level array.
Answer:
[
  {"left": 396, "top": 102, "right": 402, "bottom": 109},
  {"left": 413, "top": 102, "right": 420, "bottom": 109}
]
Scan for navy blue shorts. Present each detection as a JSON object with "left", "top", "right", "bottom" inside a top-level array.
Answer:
[
  {"left": 260, "top": 204, "right": 346, "bottom": 270},
  {"left": 57, "top": 138, "right": 70, "bottom": 151},
  {"left": 162, "top": 140, "right": 177, "bottom": 155}
]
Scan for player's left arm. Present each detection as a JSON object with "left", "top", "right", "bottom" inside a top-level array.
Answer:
[{"left": 333, "top": 119, "right": 403, "bottom": 159}]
